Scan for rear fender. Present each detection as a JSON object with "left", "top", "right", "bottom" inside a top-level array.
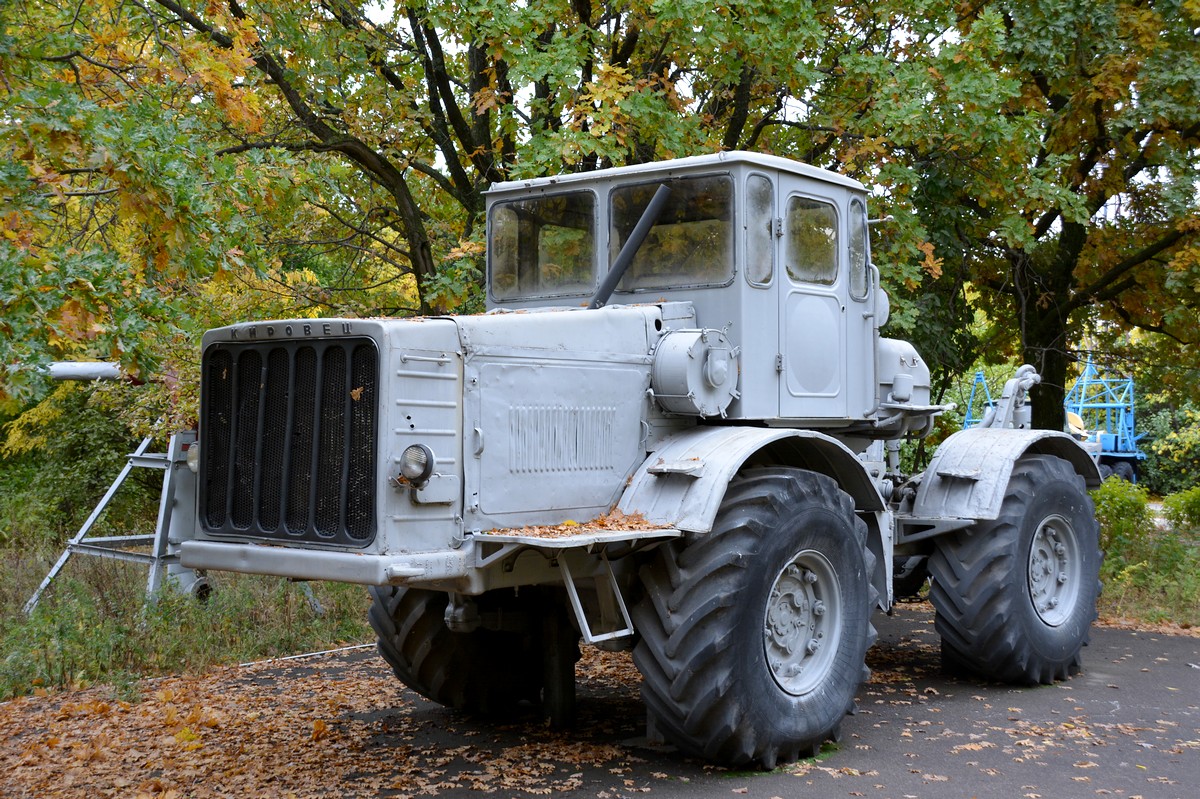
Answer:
[{"left": 914, "top": 428, "right": 1101, "bottom": 523}]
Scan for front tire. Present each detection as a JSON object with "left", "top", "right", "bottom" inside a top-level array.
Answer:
[
  {"left": 631, "top": 468, "right": 876, "bottom": 769},
  {"left": 368, "top": 586, "right": 546, "bottom": 715},
  {"left": 927, "top": 454, "right": 1101, "bottom": 684}
]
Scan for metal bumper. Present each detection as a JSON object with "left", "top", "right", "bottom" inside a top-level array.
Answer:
[{"left": 179, "top": 540, "right": 469, "bottom": 585}]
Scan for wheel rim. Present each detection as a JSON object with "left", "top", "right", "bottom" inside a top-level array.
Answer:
[
  {"left": 763, "top": 549, "right": 842, "bottom": 696},
  {"left": 1027, "top": 514, "right": 1082, "bottom": 627}
]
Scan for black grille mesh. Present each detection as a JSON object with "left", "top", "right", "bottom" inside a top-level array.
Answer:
[{"left": 200, "top": 338, "right": 378, "bottom": 546}]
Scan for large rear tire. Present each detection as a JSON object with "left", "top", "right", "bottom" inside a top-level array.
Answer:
[
  {"left": 927, "top": 454, "right": 1101, "bottom": 684},
  {"left": 631, "top": 468, "right": 876, "bottom": 769},
  {"left": 368, "top": 586, "right": 547, "bottom": 715},
  {"left": 1112, "top": 460, "right": 1135, "bottom": 482}
]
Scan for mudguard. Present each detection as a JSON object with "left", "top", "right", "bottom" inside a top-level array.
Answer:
[
  {"left": 618, "top": 426, "right": 883, "bottom": 534},
  {"left": 914, "top": 428, "right": 1101, "bottom": 523}
]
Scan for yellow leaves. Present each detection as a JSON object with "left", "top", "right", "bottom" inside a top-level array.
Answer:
[
  {"left": 918, "top": 241, "right": 944, "bottom": 280},
  {"left": 473, "top": 85, "right": 509, "bottom": 116},
  {"left": 282, "top": 267, "right": 319, "bottom": 288},
  {"left": 2, "top": 383, "right": 74, "bottom": 456},
  {"left": 310, "top": 719, "right": 332, "bottom": 741},
  {"left": 447, "top": 240, "right": 485, "bottom": 261},
  {"left": 48, "top": 298, "right": 104, "bottom": 349},
  {"left": 172, "top": 27, "right": 264, "bottom": 135},
  {"left": 1177, "top": 216, "right": 1200, "bottom": 234},
  {"left": 838, "top": 136, "right": 889, "bottom": 167},
  {"left": 574, "top": 64, "right": 637, "bottom": 144},
  {"left": 173, "top": 727, "right": 202, "bottom": 751},
  {"left": 583, "top": 64, "right": 634, "bottom": 107}
]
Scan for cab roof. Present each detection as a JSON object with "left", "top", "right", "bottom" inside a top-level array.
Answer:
[{"left": 485, "top": 151, "right": 866, "bottom": 197}]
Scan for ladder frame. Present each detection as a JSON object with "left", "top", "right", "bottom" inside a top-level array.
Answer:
[{"left": 23, "top": 430, "right": 204, "bottom": 614}]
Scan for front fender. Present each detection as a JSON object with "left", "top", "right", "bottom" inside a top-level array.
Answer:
[
  {"left": 618, "top": 427, "right": 883, "bottom": 534},
  {"left": 914, "top": 428, "right": 1101, "bottom": 522}
]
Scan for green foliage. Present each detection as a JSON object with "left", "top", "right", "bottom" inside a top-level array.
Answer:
[
  {"left": 1139, "top": 402, "right": 1200, "bottom": 496},
  {"left": 877, "top": 0, "right": 1200, "bottom": 428},
  {"left": 1091, "top": 478, "right": 1200, "bottom": 627},
  {"left": 4, "top": 0, "right": 1197, "bottom": 424},
  {"left": 1092, "top": 476, "right": 1154, "bottom": 559},
  {"left": 1163, "top": 486, "right": 1200, "bottom": 533},
  {"left": 0, "top": 383, "right": 157, "bottom": 550}
]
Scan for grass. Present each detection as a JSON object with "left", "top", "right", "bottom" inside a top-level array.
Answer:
[
  {"left": 1092, "top": 478, "right": 1200, "bottom": 629},
  {"left": 0, "top": 547, "right": 372, "bottom": 701}
]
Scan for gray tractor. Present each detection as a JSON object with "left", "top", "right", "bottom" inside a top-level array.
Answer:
[{"left": 178, "top": 152, "right": 1101, "bottom": 768}]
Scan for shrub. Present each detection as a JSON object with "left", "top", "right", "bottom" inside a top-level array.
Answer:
[
  {"left": 1, "top": 383, "right": 158, "bottom": 551},
  {"left": 1091, "top": 476, "right": 1153, "bottom": 562},
  {"left": 1139, "top": 402, "right": 1200, "bottom": 496},
  {"left": 1164, "top": 486, "right": 1200, "bottom": 533},
  {"left": 1092, "top": 478, "right": 1200, "bottom": 628}
]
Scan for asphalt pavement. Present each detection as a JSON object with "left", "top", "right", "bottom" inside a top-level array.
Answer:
[
  {"left": 747, "top": 604, "right": 1200, "bottom": 799},
  {"left": 336, "top": 601, "right": 1200, "bottom": 799}
]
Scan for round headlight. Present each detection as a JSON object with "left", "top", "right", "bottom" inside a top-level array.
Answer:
[
  {"left": 186, "top": 442, "right": 201, "bottom": 474},
  {"left": 399, "top": 444, "right": 435, "bottom": 484}
]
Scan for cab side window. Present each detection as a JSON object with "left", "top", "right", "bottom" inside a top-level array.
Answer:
[
  {"left": 785, "top": 196, "right": 837, "bottom": 285},
  {"left": 745, "top": 174, "right": 774, "bottom": 285},
  {"left": 849, "top": 198, "right": 869, "bottom": 300}
]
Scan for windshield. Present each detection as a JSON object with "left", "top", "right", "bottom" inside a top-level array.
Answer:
[
  {"left": 489, "top": 191, "right": 596, "bottom": 300},
  {"left": 487, "top": 172, "right": 736, "bottom": 302},
  {"left": 610, "top": 174, "right": 734, "bottom": 292}
]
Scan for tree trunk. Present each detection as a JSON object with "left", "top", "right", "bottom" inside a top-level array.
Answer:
[
  {"left": 1022, "top": 297, "right": 1071, "bottom": 432},
  {"left": 1015, "top": 223, "right": 1086, "bottom": 432},
  {"left": 389, "top": 181, "right": 437, "bottom": 316}
]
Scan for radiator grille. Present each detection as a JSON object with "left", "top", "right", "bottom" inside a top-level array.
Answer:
[{"left": 200, "top": 338, "right": 378, "bottom": 547}]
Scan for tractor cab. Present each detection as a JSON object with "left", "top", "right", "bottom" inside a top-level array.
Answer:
[{"left": 484, "top": 151, "right": 896, "bottom": 428}]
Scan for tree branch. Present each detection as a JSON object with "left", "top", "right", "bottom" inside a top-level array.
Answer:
[
  {"left": 1110, "top": 301, "right": 1193, "bottom": 345},
  {"left": 1066, "top": 227, "right": 1189, "bottom": 314},
  {"left": 153, "top": 0, "right": 438, "bottom": 310}
]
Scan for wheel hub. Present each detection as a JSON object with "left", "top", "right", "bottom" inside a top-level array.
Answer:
[
  {"left": 764, "top": 550, "right": 842, "bottom": 695},
  {"left": 1028, "top": 514, "right": 1082, "bottom": 627}
]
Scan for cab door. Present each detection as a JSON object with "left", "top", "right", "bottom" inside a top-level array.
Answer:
[
  {"left": 778, "top": 193, "right": 848, "bottom": 420},
  {"left": 844, "top": 197, "right": 875, "bottom": 419}
]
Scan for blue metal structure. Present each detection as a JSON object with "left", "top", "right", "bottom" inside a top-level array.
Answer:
[
  {"left": 962, "top": 370, "right": 994, "bottom": 428},
  {"left": 1063, "top": 358, "right": 1145, "bottom": 481}
]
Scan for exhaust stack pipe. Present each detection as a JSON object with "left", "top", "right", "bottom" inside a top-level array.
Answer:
[{"left": 44, "top": 362, "right": 123, "bottom": 382}]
